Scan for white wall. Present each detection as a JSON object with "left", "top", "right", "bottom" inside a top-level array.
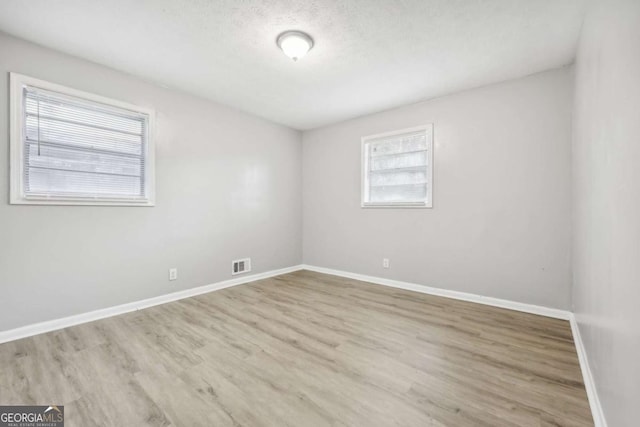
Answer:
[
  {"left": 303, "top": 68, "right": 573, "bottom": 309},
  {"left": 572, "top": 0, "right": 640, "bottom": 425},
  {"left": 0, "top": 33, "right": 302, "bottom": 331}
]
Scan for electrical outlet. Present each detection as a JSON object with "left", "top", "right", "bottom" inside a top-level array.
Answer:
[
  {"left": 169, "top": 268, "right": 178, "bottom": 281},
  {"left": 383, "top": 258, "right": 390, "bottom": 269}
]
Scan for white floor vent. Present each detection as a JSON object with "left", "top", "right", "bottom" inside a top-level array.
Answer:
[{"left": 232, "top": 258, "right": 251, "bottom": 275}]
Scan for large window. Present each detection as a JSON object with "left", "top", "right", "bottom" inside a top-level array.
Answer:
[
  {"left": 361, "top": 124, "right": 433, "bottom": 208},
  {"left": 9, "top": 73, "right": 155, "bottom": 206}
]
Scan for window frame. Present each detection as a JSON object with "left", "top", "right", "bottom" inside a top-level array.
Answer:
[
  {"left": 9, "top": 72, "right": 156, "bottom": 206},
  {"left": 361, "top": 124, "right": 434, "bottom": 209}
]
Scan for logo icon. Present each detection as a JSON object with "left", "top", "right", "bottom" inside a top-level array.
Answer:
[{"left": 0, "top": 405, "right": 64, "bottom": 426}]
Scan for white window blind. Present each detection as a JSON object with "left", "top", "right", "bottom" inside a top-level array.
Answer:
[
  {"left": 10, "top": 73, "right": 154, "bottom": 205},
  {"left": 362, "top": 125, "right": 433, "bottom": 208}
]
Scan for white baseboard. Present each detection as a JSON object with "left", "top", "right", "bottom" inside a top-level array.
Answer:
[
  {"left": 0, "top": 265, "right": 304, "bottom": 344},
  {"left": 300, "top": 264, "right": 571, "bottom": 320},
  {"left": 569, "top": 314, "right": 608, "bottom": 427}
]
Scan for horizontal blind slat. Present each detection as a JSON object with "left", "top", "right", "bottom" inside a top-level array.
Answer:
[
  {"left": 26, "top": 140, "right": 144, "bottom": 159},
  {"left": 369, "top": 165, "right": 427, "bottom": 173},
  {"left": 369, "top": 148, "right": 428, "bottom": 159},
  {"left": 28, "top": 165, "right": 142, "bottom": 179},
  {"left": 26, "top": 112, "right": 144, "bottom": 137}
]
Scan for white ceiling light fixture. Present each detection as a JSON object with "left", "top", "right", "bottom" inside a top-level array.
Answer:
[{"left": 277, "top": 30, "right": 314, "bottom": 61}]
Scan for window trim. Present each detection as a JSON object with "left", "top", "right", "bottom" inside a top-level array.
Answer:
[
  {"left": 9, "top": 72, "right": 156, "bottom": 206},
  {"left": 361, "top": 124, "right": 433, "bottom": 209}
]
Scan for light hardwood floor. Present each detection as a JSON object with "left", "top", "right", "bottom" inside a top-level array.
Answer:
[{"left": 0, "top": 270, "right": 593, "bottom": 426}]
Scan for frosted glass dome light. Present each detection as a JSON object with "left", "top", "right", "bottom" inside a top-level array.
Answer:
[{"left": 277, "top": 31, "right": 314, "bottom": 61}]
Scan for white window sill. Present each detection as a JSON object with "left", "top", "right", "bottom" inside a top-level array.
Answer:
[
  {"left": 11, "top": 196, "right": 155, "bottom": 207},
  {"left": 361, "top": 203, "right": 432, "bottom": 209}
]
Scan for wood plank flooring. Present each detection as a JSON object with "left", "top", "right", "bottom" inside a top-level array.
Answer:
[{"left": 0, "top": 270, "right": 593, "bottom": 426}]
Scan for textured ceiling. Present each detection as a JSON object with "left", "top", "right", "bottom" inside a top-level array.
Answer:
[{"left": 0, "top": 0, "right": 586, "bottom": 130}]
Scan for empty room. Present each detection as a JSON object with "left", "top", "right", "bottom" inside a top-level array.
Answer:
[{"left": 0, "top": 0, "right": 638, "bottom": 426}]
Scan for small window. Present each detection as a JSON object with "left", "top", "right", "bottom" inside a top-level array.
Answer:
[
  {"left": 362, "top": 124, "right": 433, "bottom": 208},
  {"left": 9, "top": 73, "right": 155, "bottom": 206}
]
